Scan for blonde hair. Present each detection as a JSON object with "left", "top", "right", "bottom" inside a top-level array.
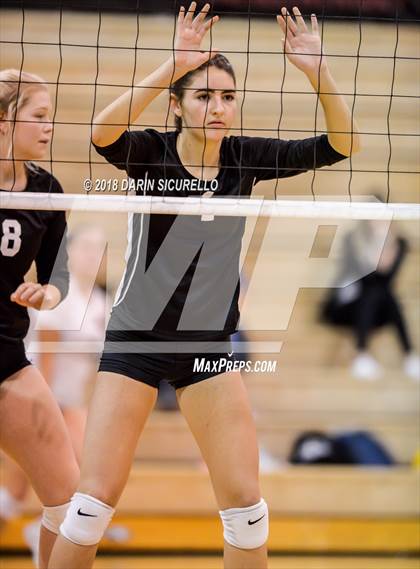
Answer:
[{"left": 0, "top": 69, "right": 49, "bottom": 169}]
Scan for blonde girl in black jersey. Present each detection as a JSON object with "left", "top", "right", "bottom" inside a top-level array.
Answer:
[{"left": 0, "top": 69, "right": 79, "bottom": 569}]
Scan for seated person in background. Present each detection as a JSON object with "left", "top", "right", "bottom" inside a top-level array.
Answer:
[{"left": 321, "top": 219, "right": 419, "bottom": 381}]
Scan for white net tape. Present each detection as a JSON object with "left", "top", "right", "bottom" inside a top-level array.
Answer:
[{"left": 1, "top": 193, "right": 419, "bottom": 220}]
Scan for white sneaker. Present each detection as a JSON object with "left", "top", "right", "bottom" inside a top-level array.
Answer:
[
  {"left": 351, "top": 353, "right": 382, "bottom": 381},
  {"left": 259, "top": 447, "right": 282, "bottom": 473},
  {"left": 104, "top": 524, "right": 132, "bottom": 542},
  {"left": 404, "top": 354, "right": 420, "bottom": 382},
  {"left": 23, "top": 517, "right": 41, "bottom": 568}
]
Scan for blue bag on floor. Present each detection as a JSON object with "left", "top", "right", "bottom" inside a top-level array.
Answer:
[
  {"left": 333, "top": 431, "right": 395, "bottom": 465},
  {"left": 289, "top": 430, "right": 395, "bottom": 465}
]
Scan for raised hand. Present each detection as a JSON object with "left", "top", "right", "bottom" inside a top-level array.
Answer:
[
  {"left": 174, "top": 2, "right": 219, "bottom": 73},
  {"left": 277, "top": 6, "right": 326, "bottom": 78}
]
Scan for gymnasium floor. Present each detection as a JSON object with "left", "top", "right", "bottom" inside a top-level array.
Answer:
[{"left": 1, "top": 554, "right": 420, "bottom": 569}]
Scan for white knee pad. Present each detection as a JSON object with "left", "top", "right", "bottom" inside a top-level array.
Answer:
[
  {"left": 60, "top": 492, "right": 115, "bottom": 546},
  {"left": 42, "top": 502, "right": 70, "bottom": 534},
  {"left": 219, "top": 498, "right": 269, "bottom": 550},
  {"left": 0, "top": 487, "right": 22, "bottom": 520}
]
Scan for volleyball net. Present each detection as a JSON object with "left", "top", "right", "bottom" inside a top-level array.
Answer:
[
  {"left": 0, "top": 0, "right": 418, "bottom": 215},
  {"left": 1, "top": 1, "right": 419, "bottom": 353}
]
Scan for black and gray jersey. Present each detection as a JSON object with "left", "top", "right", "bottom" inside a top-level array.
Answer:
[{"left": 94, "top": 129, "right": 346, "bottom": 339}]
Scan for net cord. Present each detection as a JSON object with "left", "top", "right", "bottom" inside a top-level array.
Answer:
[
  {"left": 9, "top": 3, "right": 26, "bottom": 191},
  {"left": 161, "top": 0, "right": 178, "bottom": 193},
  {"left": 273, "top": 7, "right": 288, "bottom": 200},
  {"left": 47, "top": 2, "right": 63, "bottom": 193},
  {"left": 1, "top": 193, "right": 418, "bottom": 220},
  {"left": 346, "top": 0, "right": 362, "bottom": 203},
  {"left": 237, "top": 0, "right": 252, "bottom": 195},
  {"left": 309, "top": 1, "right": 326, "bottom": 200},
  {"left": 385, "top": 2, "right": 399, "bottom": 203},
  {"left": 88, "top": 0, "right": 102, "bottom": 185},
  {"left": 3, "top": 40, "right": 419, "bottom": 59},
  {"left": 123, "top": 0, "right": 140, "bottom": 193}
]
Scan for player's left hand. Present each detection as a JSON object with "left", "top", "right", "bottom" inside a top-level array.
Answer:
[
  {"left": 277, "top": 7, "right": 327, "bottom": 78},
  {"left": 10, "top": 282, "right": 59, "bottom": 310}
]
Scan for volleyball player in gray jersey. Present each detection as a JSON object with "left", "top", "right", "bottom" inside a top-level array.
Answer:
[{"left": 49, "top": 5, "right": 360, "bottom": 569}]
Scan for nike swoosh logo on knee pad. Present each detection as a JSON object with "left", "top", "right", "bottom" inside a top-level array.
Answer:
[
  {"left": 77, "top": 508, "right": 98, "bottom": 518},
  {"left": 248, "top": 514, "right": 265, "bottom": 525}
]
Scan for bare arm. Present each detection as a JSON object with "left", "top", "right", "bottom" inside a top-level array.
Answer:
[
  {"left": 92, "top": 2, "right": 219, "bottom": 147},
  {"left": 277, "top": 6, "right": 361, "bottom": 157}
]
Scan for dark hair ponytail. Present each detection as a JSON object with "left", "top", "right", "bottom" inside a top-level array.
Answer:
[{"left": 170, "top": 54, "right": 236, "bottom": 132}]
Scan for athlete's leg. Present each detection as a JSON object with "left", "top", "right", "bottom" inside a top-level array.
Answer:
[
  {"left": 177, "top": 372, "right": 268, "bottom": 569},
  {"left": 354, "top": 289, "right": 380, "bottom": 351},
  {"left": 62, "top": 407, "right": 88, "bottom": 463},
  {"left": 385, "top": 292, "right": 412, "bottom": 353},
  {"left": 0, "top": 365, "right": 79, "bottom": 569},
  {"left": 48, "top": 372, "right": 157, "bottom": 569}
]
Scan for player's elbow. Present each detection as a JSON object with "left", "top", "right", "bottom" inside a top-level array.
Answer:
[
  {"left": 91, "top": 124, "right": 105, "bottom": 147},
  {"left": 92, "top": 123, "right": 123, "bottom": 148},
  {"left": 330, "top": 132, "right": 362, "bottom": 157},
  {"left": 352, "top": 132, "right": 362, "bottom": 155},
  {"left": 346, "top": 132, "right": 362, "bottom": 156}
]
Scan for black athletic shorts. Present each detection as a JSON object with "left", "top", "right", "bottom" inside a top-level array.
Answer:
[
  {"left": 98, "top": 330, "right": 237, "bottom": 389},
  {"left": 0, "top": 340, "right": 32, "bottom": 384}
]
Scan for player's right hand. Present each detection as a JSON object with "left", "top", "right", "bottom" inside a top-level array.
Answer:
[
  {"left": 174, "top": 2, "right": 219, "bottom": 73},
  {"left": 10, "top": 282, "right": 58, "bottom": 310}
]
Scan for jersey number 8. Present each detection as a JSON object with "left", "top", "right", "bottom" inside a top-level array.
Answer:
[{"left": 1, "top": 219, "right": 22, "bottom": 257}]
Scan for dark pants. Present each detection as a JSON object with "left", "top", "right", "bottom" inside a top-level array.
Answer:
[
  {"left": 354, "top": 287, "right": 411, "bottom": 352},
  {"left": 322, "top": 285, "right": 412, "bottom": 353}
]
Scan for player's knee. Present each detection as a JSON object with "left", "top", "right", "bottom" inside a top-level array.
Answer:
[
  {"left": 219, "top": 497, "right": 269, "bottom": 550},
  {"left": 41, "top": 502, "right": 70, "bottom": 534},
  {"left": 224, "top": 485, "right": 261, "bottom": 510},
  {"left": 80, "top": 479, "right": 120, "bottom": 507},
  {"left": 60, "top": 492, "right": 115, "bottom": 546}
]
